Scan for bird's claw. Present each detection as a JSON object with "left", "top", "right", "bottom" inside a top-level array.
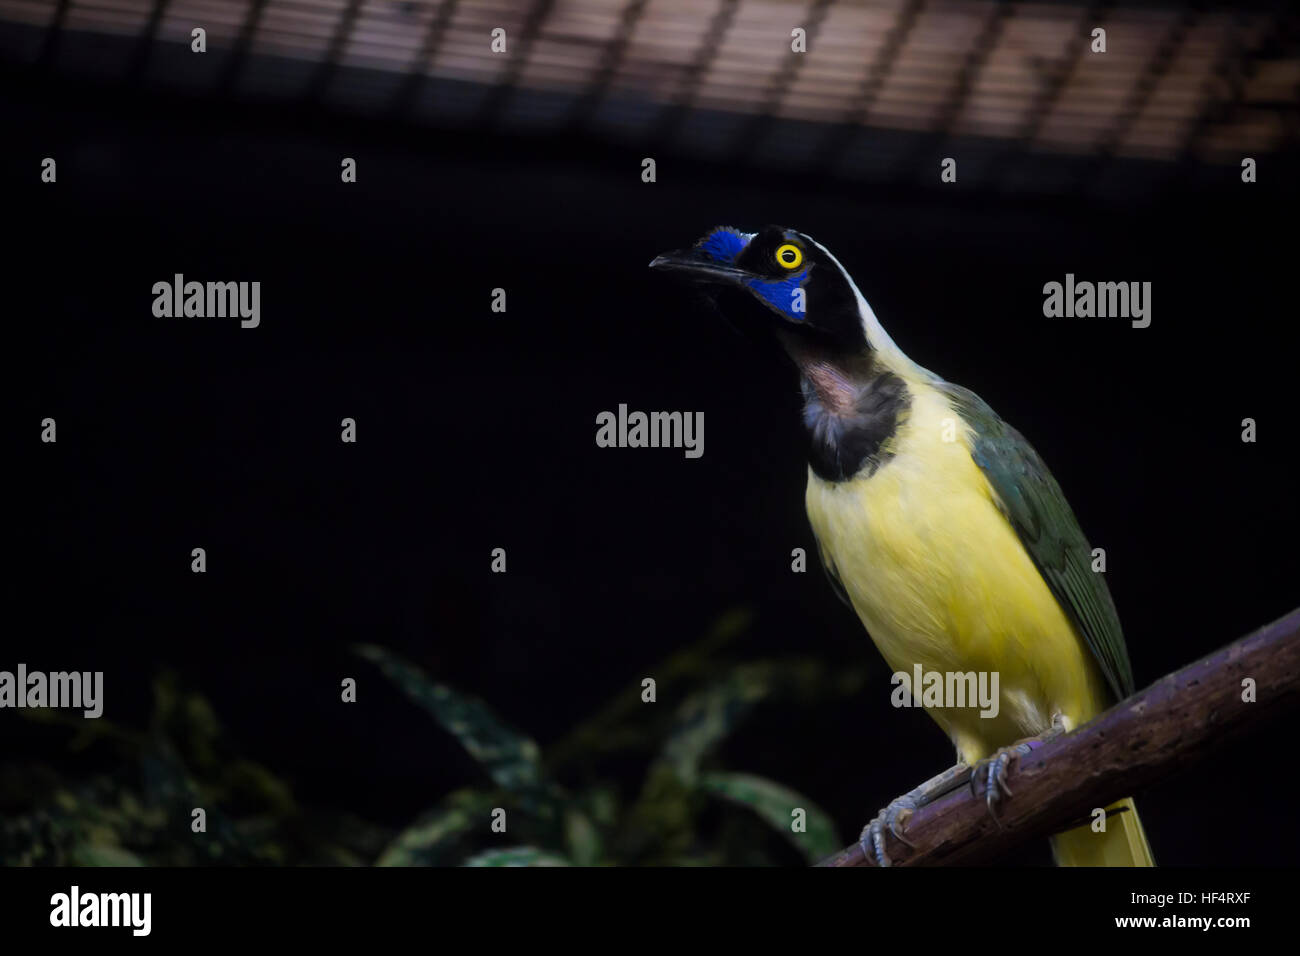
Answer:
[
  {"left": 969, "top": 743, "right": 1032, "bottom": 827},
  {"left": 859, "top": 794, "right": 918, "bottom": 867}
]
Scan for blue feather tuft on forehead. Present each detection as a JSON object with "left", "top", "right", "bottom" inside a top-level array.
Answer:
[{"left": 697, "top": 227, "right": 751, "bottom": 264}]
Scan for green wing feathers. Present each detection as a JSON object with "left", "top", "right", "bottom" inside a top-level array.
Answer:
[{"left": 939, "top": 383, "right": 1135, "bottom": 703}]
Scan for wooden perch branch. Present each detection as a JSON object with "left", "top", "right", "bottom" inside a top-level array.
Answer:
[{"left": 818, "top": 606, "right": 1300, "bottom": 867}]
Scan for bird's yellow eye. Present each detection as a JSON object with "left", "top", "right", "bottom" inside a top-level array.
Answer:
[{"left": 775, "top": 243, "right": 803, "bottom": 270}]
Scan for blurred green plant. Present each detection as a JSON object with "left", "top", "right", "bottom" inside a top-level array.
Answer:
[
  {"left": 3, "top": 609, "right": 866, "bottom": 866},
  {"left": 0, "top": 672, "right": 389, "bottom": 866},
  {"left": 358, "top": 608, "right": 866, "bottom": 866}
]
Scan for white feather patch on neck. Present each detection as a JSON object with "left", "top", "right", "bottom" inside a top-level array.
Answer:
[{"left": 809, "top": 237, "right": 937, "bottom": 381}]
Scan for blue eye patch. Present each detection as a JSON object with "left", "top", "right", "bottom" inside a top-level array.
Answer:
[{"left": 746, "top": 268, "right": 811, "bottom": 321}]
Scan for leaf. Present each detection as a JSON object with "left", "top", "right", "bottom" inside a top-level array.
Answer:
[
  {"left": 564, "top": 808, "right": 602, "bottom": 866},
  {"left": 544, "top": 606, "right": 755, "bottom": 772},
  {"left": 376, "top": 790, "right": 496, "bottom": 867},
  {"left": 620, "top": 762, "right": 698, "bottom": 865},
  {"left": 659, "top": 660, "right": 868, "bottom": 786},
  {"left": 659, "top": 664, "right": 777, "bottom": 786},
  {"left": 222, "top": 760, "right": 297, "bottom": 815},
  {"left": 71, "top": 844, "right": 145, "bottom": 866},
  {"left": 699, "top": 771, "right": 840, "bottom": 863},
  {"left": 355, "top": 645, "right": 543, "bottom": 796},
  {"left": 462, "top": 847, "right": 572, "bottom": 867}
]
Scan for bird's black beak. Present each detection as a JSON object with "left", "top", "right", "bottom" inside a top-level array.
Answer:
[{"left": 649, "top": 248, "right": 750, "bottom": 285}]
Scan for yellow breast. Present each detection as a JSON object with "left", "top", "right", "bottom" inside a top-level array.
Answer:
[{"left": 804, "top": 380, "right": 1109, "bottom": 762}]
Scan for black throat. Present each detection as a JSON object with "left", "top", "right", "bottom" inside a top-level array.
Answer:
[{"left": 782, "top": 341, "right": 910, "bottom": 483}]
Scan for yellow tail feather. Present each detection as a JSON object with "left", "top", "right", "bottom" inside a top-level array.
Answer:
[{"left": 1049, "top": 797, "right": 1154, "bottom": 866}]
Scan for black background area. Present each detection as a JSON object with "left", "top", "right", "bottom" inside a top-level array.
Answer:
[{"left": 7, "top": 75, "right": 1299, "bottom": 866}]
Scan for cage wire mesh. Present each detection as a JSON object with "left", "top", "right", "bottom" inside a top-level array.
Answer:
[{"left": 2, "top": 0, "right": 1297, "bottom": 194}]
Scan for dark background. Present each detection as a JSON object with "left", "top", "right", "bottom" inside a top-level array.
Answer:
[{"left": 6, "top": 6, "right": 1300, "bottom": 866}]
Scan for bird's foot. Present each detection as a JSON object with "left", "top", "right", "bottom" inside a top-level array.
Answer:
[
  {"left": 970, "top": 716, "right": 1069, "bottom": 826},
  {"left": 969, "top": 743, "right": 1032, "bottom": 826},
  {"left": 859, "top": 795, "right": 918, "bottom": 868},
  {"left": 857, "top": 762, "right": 972, "bottom": 866}
]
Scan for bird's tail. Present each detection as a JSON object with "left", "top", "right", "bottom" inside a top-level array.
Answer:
[{"left": 1050, "top": 797, "right": 1154, "bottom": 867}]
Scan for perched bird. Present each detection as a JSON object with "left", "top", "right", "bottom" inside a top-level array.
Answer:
[{"left": 651, "top": 225, "right": 1153, "bottom": 867}]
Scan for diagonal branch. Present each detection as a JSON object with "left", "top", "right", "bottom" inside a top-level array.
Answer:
[{"left": 819, "top": 606, "right": 1300, "bottom": 866}]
